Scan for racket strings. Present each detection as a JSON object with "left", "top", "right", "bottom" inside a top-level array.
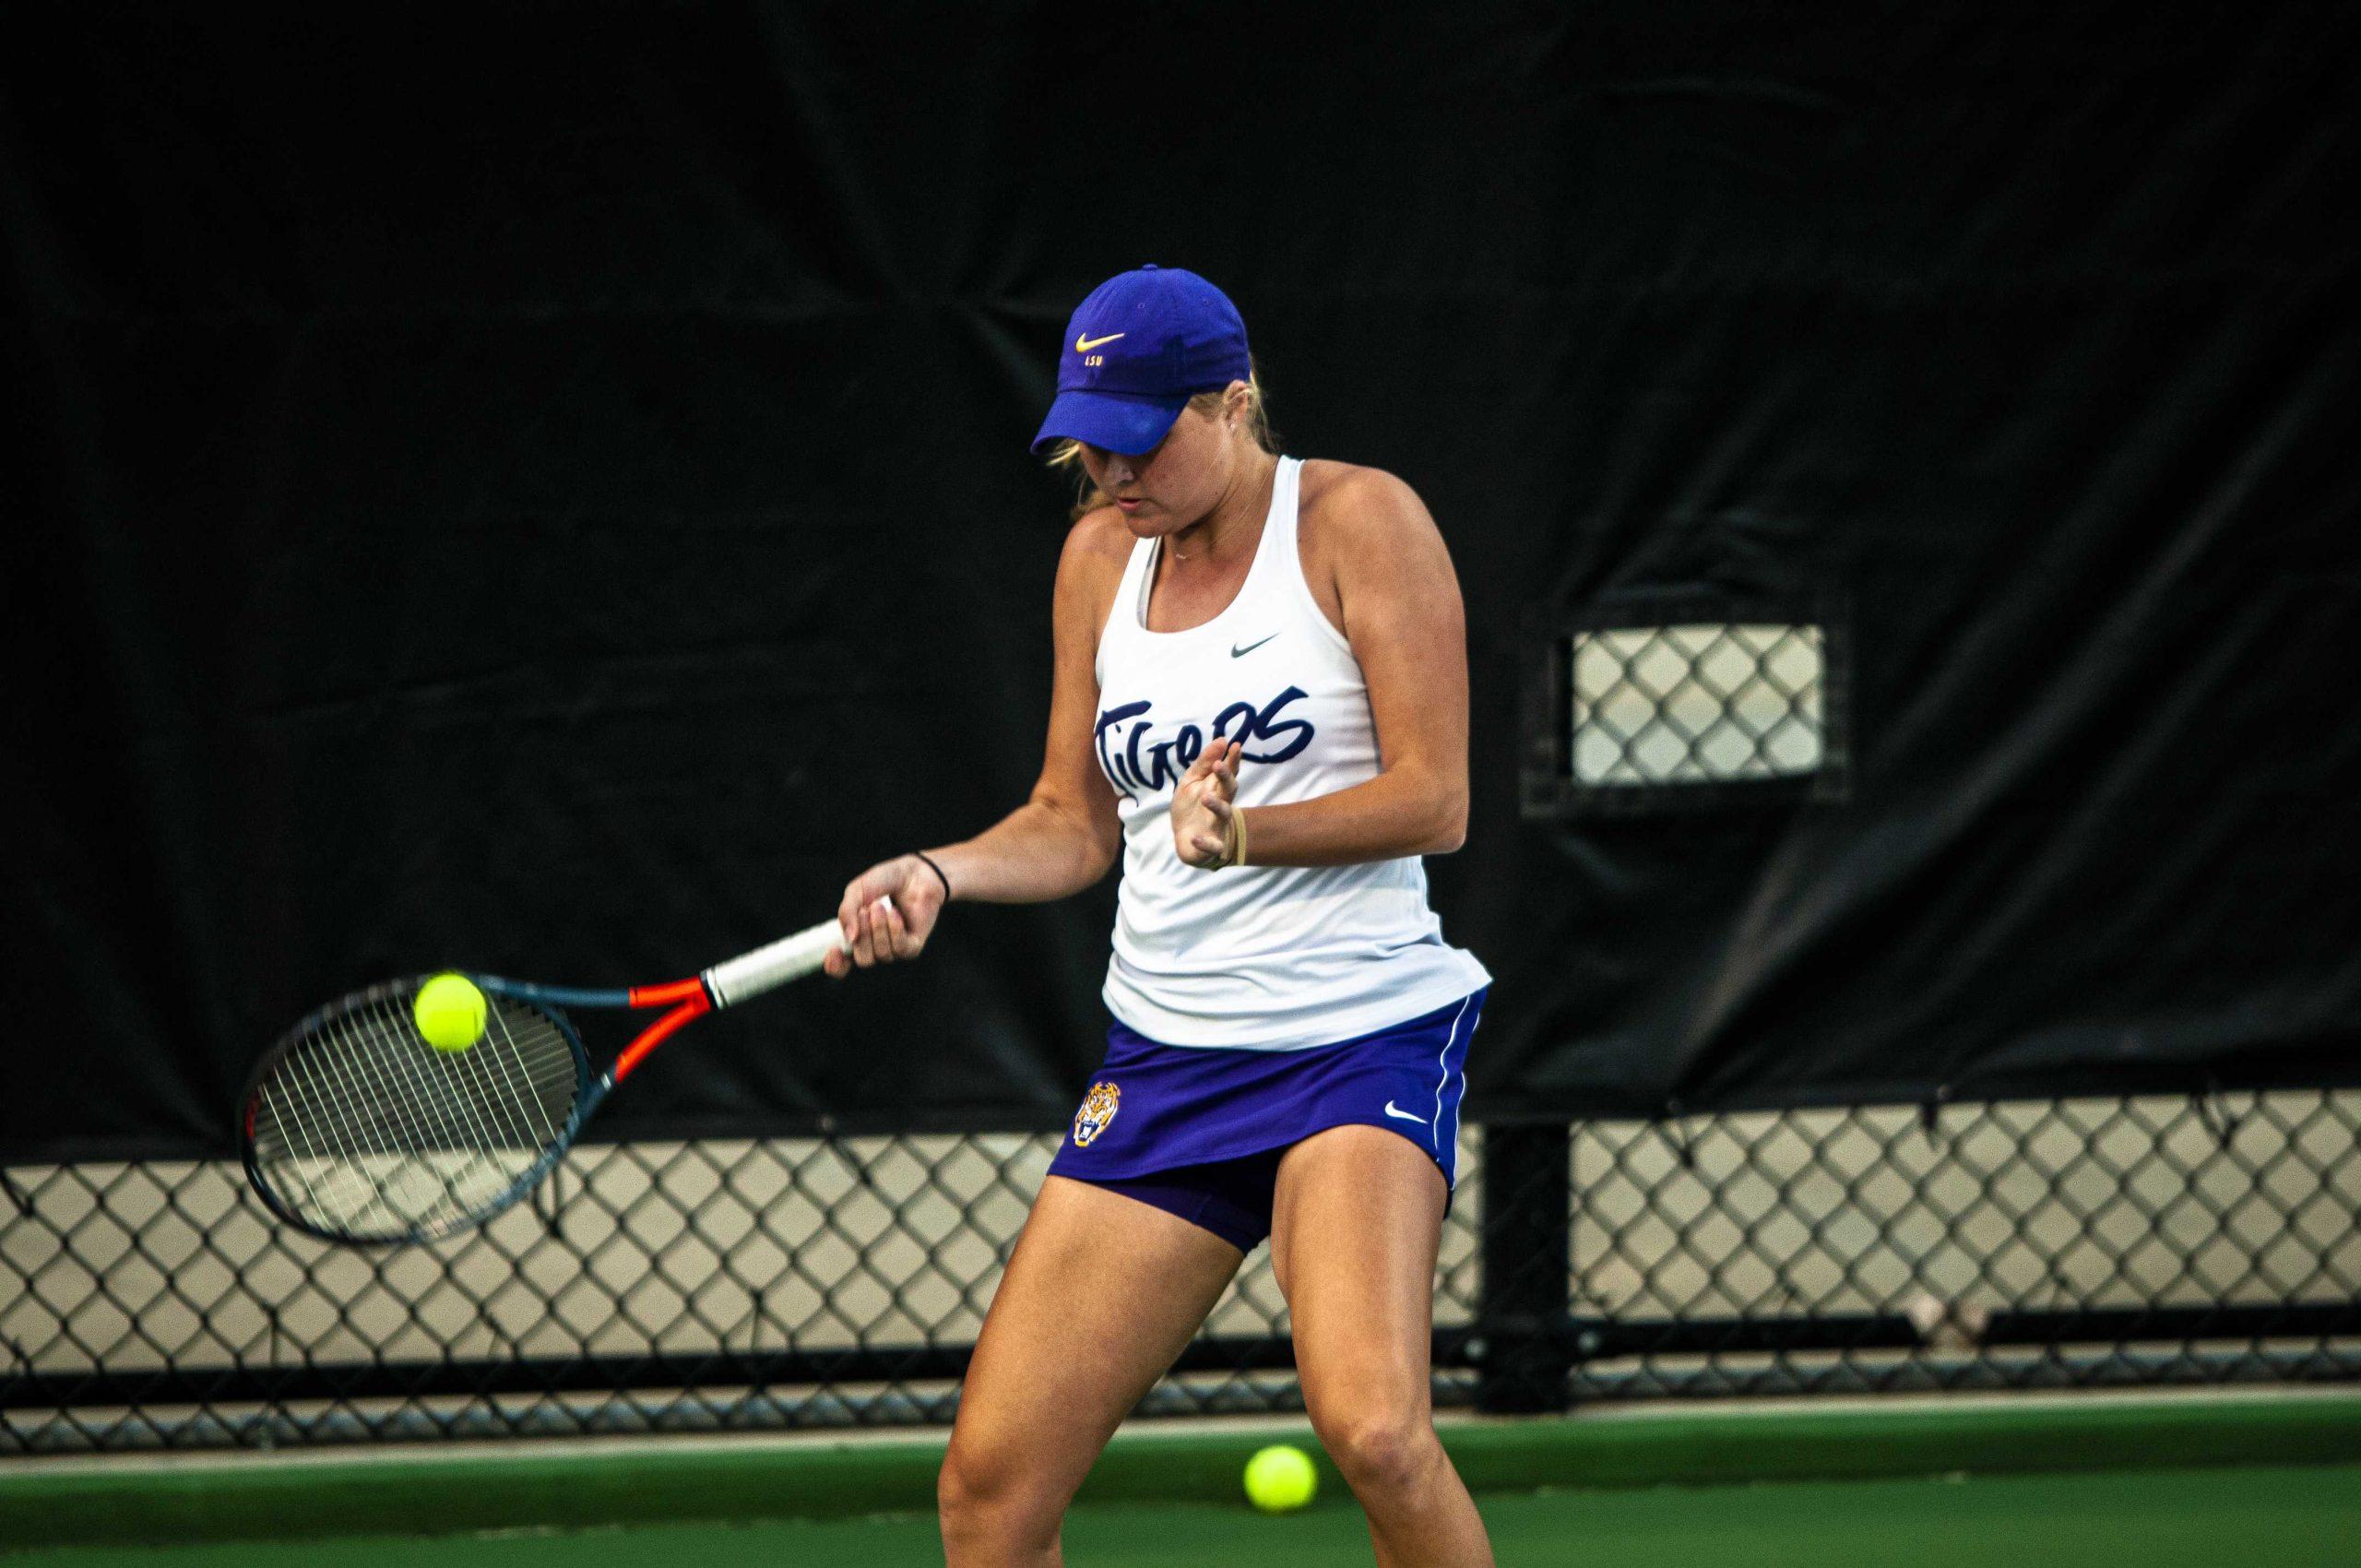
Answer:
[{"left": 249, "top": 988, "right": 584, "bottom": 1238}]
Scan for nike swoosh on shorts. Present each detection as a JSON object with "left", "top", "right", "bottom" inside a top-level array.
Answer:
[{"left": 1382, "top": 1101, "right": 1424, "bottom": 1123}]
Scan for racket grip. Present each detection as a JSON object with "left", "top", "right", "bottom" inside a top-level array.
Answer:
[{"left": 702, "top": 913, "right": 864, "bottom": 1007}]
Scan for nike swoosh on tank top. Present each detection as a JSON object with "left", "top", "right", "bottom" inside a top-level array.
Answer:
[{"left": 1092, "top": 456, "right": 1491, "bottom": 1050}]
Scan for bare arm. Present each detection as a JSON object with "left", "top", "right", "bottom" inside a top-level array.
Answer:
[
  {"left": 827, "top": 513, "right": 1127, "bottom": 974},
  {"left": 1174, "top": 468, "right": 1469, "bottom": 870}
]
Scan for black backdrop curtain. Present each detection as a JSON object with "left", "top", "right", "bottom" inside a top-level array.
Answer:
[{"left": 6, "top": 4, "right": 2356, "bottom": 1159}]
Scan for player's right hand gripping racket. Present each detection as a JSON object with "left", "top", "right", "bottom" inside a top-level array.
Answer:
[{"left": 239, "top": 918, "right": 855, "bottom": 1246}]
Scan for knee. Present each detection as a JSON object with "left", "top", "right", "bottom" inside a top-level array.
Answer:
[
  {"left": 938, "top": 1434, "right": 1061, "bottom": 1555},
  {"left": 1307, "top": 1406, "right": 1442, "bottom": 1498}
]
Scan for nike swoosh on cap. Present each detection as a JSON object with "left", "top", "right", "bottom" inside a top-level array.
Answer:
[
  {"left": 1231, "top": 633, "right": 1278, "bottom": 658},
  {"left": 1074, "top": 331, "right": 1127, "bottom": 351}
]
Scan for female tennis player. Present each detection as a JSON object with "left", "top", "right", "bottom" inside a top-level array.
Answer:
[{"left": 825, "top": 265, "right": 1494, "bottom": 1566}]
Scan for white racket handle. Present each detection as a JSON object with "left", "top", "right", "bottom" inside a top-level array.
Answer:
[
  {"left": 698, "top": 902, "right": 892, "bottom": 1010},
  {"left": 701, "top": 906, "right": 874, "bottom": 1008}
]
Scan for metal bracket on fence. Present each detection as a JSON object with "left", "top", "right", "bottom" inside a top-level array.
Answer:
[
  {"left": 1663, "top": 1100, "right": 1695, "bottom": 1170},
  {"left": 750, "top": 1288, "right": 766, "bottom": 1363},
  {"left": 820, "top": 1117, "right": 883, "bottom": 1198},
  {"left": 538, "top": 1161, "right": 565, "bottom": 1242},
  {"left": 2196, "top": 1078, "right": 2245, "bottom": 1149},
  {"left": 1919, "top": 1086, "right": 1952, "bottom": 1145}
]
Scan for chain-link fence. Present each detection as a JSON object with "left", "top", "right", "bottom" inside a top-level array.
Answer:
[
  {"left": 6, "top": 1087, "right": 2356, "bottom": 1453},
  {"left": 1570, "top": 623, "right": 1827, "bottom": 789},
  {"left": 1522, "top": 610, "right": 1851, "bottom": 818}
]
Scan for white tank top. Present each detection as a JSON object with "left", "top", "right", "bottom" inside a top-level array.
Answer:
[{"left": 1093, "top": 456, "right": 1491, "bottom": 1050}]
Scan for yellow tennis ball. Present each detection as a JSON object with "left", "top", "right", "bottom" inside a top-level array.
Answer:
[
  {"left": 1243, "top": 1443, "right": 1317, "bottom": 1514},
  {"left": 413, "top": 973, "right": 487, "bottom": 1052}
]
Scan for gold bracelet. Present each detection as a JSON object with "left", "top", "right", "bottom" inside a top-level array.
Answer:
[{"left": 1225, "top": 806, "right": 1249, "bottom": 869}]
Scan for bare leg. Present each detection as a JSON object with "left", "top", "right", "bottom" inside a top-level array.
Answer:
[
  {"left": 940, "top": 1174, "right": 1245, "bottom": 1567},
  {"left": 1273, "top": 1126, "right": 1492, "bottom": 1568}
]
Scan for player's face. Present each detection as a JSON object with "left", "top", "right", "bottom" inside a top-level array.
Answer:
[{"left": 1077, "top": 391, "right": 1247, "bottom": 538}]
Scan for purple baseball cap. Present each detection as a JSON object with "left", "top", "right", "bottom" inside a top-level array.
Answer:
[{"left": 1030, "top": 265, "right": 1252, "bottom": 456}]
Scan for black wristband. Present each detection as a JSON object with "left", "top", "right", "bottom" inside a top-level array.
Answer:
[{"left": 913, "top": 850, "right": 954, "bottom": 902}]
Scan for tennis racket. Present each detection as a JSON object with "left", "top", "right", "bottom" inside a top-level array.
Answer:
[{"left": 238, "top": 915, "right": 860, "bottom": 1246}]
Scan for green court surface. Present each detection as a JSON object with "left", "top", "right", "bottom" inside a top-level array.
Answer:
[
  {"left": 8, "top": 1466, "right": 2359, "bottom": 1568},
  {"left": 7, "top": 1396, "right": 2360, "bottom": 1565}
]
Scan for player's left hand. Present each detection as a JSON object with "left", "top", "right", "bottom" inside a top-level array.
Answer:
[{"left": 1171, "top": 739, "right": 1242, "bottom": 869}]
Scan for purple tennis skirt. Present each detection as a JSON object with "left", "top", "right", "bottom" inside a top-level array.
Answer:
[{"left": 1044, "top": 989, "right": 1487, "bottom": 1251}]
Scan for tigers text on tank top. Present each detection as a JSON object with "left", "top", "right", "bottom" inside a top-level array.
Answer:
[{"left": 1092, "top": 456, "right": 1491, "bottom": 1050}]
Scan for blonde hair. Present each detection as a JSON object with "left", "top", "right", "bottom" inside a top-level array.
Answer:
[{"left": 1044, "top": 362, "right": 1278, "bottom": 521}]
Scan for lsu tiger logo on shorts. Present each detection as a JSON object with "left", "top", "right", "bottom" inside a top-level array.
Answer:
[{"left": 1071, "top": 1082, "right": 1121, "bottom": 1147}]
